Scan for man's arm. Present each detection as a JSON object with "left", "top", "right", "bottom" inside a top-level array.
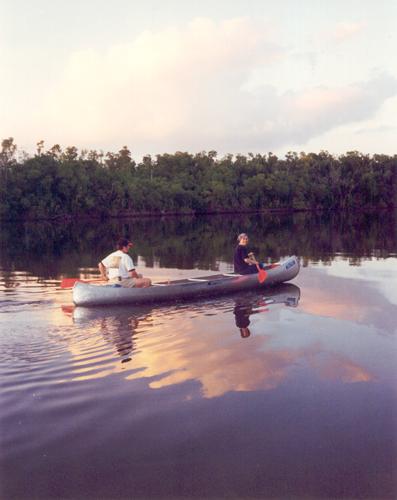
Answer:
[
  {"left": 128, "top": 269, "right": 140, "bottom": 279},
  {"left": 124, "top": 253, "right": 140, "bottom": 279},
  {"left": 98, "top": 261, "right": 108, "bottom": 280}
]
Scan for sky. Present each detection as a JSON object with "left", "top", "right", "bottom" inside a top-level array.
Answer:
[{"left": 1, "top": 0, "right": 396, "bottom": 158}]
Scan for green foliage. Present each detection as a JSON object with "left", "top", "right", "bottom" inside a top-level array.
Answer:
[{"left": 1, "top": 139, "right": 396, "bottom": 220}]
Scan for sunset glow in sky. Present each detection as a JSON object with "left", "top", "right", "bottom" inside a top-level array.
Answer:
[{"left": 1, "top": 0, "right": 396, "bottom": 157}]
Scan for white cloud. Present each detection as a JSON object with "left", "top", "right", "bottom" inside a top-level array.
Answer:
[
  {"left": 42, "top": 18, "right": 277, "bottom": 146},
  {"left": 14, "top": 18, "right": 397, "bottom": 154},
  {"left": 355, "top": 124, "right": 396, "bottom": 135}
]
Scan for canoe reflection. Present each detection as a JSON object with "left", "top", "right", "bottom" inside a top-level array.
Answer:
[{"left": 233, "top": 283, "right": 300, "bottom": 338}]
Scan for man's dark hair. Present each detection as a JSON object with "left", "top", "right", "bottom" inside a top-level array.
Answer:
[{"left": 117, "top": 238, "right": 130, "bottom": 249}]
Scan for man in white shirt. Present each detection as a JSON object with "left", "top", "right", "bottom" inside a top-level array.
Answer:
[{"left": 98, "top": 238, "right": 151, "bottom": 288}]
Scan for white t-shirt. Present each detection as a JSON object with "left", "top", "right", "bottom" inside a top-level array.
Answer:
[{"left": 101, "top": 250, "right": 135, "bottom": 279}]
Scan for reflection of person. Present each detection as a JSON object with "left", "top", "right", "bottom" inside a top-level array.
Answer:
[
  {"left": 72, "top": 305, "right": 151, "bottom": 365},
  {"left": 98, "top": 238, "right": 151, "bottom": 288},
  {"left": 233, "top": 233, "right": 264, "bottom": 274},
  {"left": 232, "top": 284, "right": 300, "bottom": 338},
  {"left": 233, "top": 301, "right": 253, "bottom": 338},
  {"left": 100, "top": 316, "right": 138, "bottom": 363}
]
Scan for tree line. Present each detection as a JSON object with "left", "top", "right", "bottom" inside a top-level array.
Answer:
[{"left": 1, "top": 138, "right": 396, "bottom": 220}]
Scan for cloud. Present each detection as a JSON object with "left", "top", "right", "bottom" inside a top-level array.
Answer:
[
  {"left": 43, "top": 18, "right": 278, "bottom": 148},
  {"left": 39, "top": 18, "right": 397, "bottom": 154},
  {"left": 275, "top": 73, "right": 397, "bottom": 146},
  {"left": 355, "top": 124, "right": 396, "bottom": 135},
  {"left": 331, "top": 21, "right": 366, "bottom": 41}
]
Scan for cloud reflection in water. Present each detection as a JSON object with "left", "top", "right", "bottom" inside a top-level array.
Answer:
[{"left": 60, "top": 280, "right": 383, "bottom": 398}]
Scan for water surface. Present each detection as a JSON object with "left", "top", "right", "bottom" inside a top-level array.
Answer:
[{"left": 1, "top": 212, "right": 396, "bottom": 499}]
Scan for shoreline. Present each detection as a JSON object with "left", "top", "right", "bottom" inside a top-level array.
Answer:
[{"left": 1, "top": 206, "right": 394, "bottom": 223}]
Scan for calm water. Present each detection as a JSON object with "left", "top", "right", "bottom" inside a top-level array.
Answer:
[{"left": 1, "top": 212, "right": 396, "bottom": 499}]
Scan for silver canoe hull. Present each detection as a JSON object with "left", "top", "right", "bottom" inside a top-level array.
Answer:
[{"left": 73, "top": 255, "right": 300, "bottom": 307}]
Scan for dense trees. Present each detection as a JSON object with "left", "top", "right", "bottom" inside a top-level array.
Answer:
[{"left": 1, "top": 138, "right": 395, "bottom": 220}]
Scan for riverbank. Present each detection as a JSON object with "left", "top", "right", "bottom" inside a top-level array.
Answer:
[{"left": 1, "top": 205, "right": 394, "bottom": 223}]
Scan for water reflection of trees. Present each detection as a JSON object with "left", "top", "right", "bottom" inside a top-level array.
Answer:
[{"left": 0, "top": 211, "right": 395, "bottom": 279}]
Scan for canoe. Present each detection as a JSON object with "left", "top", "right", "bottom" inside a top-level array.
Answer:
[
  {"left": 73, "top": 255, "right": 300, "bottom": 307},
  {"left": 69, "top": 283, "right": 301, "bottom": 321}
]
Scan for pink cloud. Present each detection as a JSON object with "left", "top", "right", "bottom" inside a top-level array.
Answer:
[{"left": 332, "top": 21, "right": 366, "bottom": 41}]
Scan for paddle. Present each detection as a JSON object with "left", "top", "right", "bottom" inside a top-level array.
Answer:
[
  {"left": 249, "top": 252, "right": 267, "bottom": 284},
  {"left": 60, "top": 277, "right": 106, "bottom": 289},
  {"left": 256, "top": 264, "right": 267, "bottom": 284}
]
